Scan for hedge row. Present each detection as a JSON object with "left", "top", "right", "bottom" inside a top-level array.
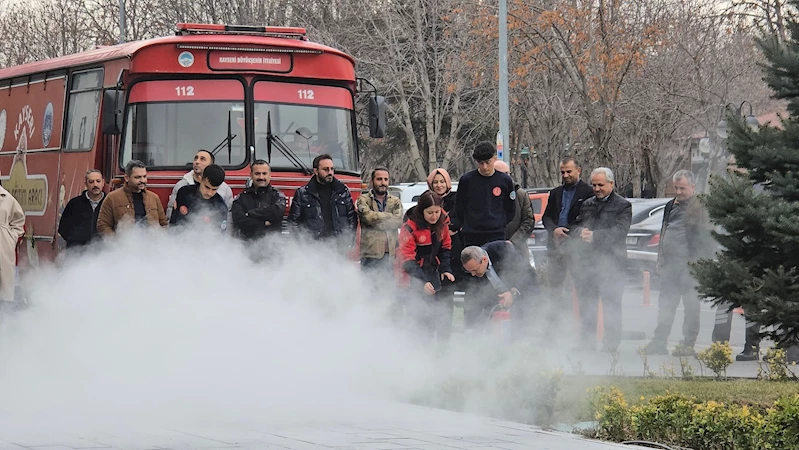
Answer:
[{"left": 592, "top": 387, "right": 799, "bottom": 449}]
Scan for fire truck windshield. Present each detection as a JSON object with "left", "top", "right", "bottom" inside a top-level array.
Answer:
[
  {"left": 253, "top": 81, "right": 357, "bottom": 173},
  {"left": 121, "top": 79, "right": 247, "bottom": 168},
  {"left": 119, "top": 79, "right": 358, "bottom": 172}
]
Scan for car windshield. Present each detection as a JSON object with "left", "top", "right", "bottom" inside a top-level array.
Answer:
[
  {"left": 253, "top": 81, "right": 357, "bottom": 172},
  {"left": 121, "top": 79, "right": 247, "bottom": 168}
]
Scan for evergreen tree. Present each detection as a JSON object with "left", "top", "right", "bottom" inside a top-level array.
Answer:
[{"left": 692, "top": 6, "right": 799, "bottom": 346}]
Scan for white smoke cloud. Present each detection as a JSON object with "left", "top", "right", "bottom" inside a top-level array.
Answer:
[{"left": 0, "top": 227, "right": 554, "bottom": 436}]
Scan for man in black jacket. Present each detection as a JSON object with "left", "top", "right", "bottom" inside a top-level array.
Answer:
[
  {"left": 288, "top": 154, "right": 358, "bottom": 243},
  {"left": 232, "top": 160, "right": 286, "bottom": 240},
  {"left": 169, "top": 164, "right": 228, "bottom": 231},
  {"left": 541, "top": 157, "right": 594, "bottom": 333},
  {"left": 570, "top": 167, "right": 632, "bottom": 352},
  {"left": 455, "top": 142, "right": 516, "bottom": 247},
  {"left": 461, "top": 241, "right": 540, "bottom": 337},
  {"left": 58, "top": 170, "right": 106, "bottom": 249}
]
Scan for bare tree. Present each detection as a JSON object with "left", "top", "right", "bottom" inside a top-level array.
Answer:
[
  {"left": 332, "top": 0, "right": 496, "bottom": 180},
  {"left": 726, "top": 0, "right": 798, "bottom": 44}
]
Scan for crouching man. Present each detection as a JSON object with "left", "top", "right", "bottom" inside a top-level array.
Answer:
[{"left": 460, "top": 241, "right": 540, "bottom": 338}]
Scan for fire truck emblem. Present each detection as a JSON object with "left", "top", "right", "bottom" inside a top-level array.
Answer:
[
  {"left": 14, "top": 105, "right": 35, "bottom": 152},
  {"left": 178, "top": 51, "right": 195, "bottom": 68},
  {"left": 0, "top": 109, "right": 6, "bottom": 150},
  {"left": 1, "top": 105, "right": 49, "bottom": 216},
  {"left": 42, "top": 102, "right": 54, "bottom": 147}
]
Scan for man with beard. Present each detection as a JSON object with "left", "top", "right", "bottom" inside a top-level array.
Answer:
[
  {"left": 58, "top": 169, "right": 106, "bottom": 249},
  {"left": 166, "top": 149, "right": 233, "bottom": 219},
  {"left": 541, "top": 157, "right": 594, "bottom": 335},
  {"left": 97, "top": 160, "right": 168, "bottom": 236},
  {"left": 231, "top": 160, "right": 286, "bottom": 240},
  {"left": 356, "top": 166, "right": 403, "bottom": 272},
  {"left": 170, "top": 164, "right": 229, "bottom": 230},
  {"left": 288, "top": 154, "right": 358, "bottom": 243}
]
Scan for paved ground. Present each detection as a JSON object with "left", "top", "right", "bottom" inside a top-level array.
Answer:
[
  {"left": 0, "top": 401, "right": 645, "bottom": 450},
  {"left": 536, "top": 278, "right": 797, "bottom": 378}
]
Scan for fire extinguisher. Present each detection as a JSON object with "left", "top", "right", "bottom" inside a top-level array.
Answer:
[{"left": 486, "top": 304, "right": 512, "bottom": 342}]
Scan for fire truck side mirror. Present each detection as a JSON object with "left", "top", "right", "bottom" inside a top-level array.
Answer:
[
  {"left": 102, "top": 89, "right": 124, "bottom": 135},
  {"left": 368, "top": 95, "right": 387, "bottom": 139}
]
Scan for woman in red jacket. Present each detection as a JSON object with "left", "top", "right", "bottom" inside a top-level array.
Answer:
[{"left": 397, "top": 190, "right": 455, "bottom": 341}]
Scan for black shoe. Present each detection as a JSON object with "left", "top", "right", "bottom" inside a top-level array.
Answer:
[
  {"left": 645, "top": 341, "right": 668, "bottom": 355},
  {"left": 736, "top": 346, "right": 759, "bottom": 362}
]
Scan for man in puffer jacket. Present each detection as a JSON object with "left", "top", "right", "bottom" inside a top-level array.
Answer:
[
  {"left": 288, "top": 154, "right": 358, "bottom": 244},
  {"left": 231, "top": 160, "right": 286, "bottom": 240}
]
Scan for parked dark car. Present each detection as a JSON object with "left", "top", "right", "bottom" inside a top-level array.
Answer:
[
  {"left": 626, "top": 208, "right": 665, "bottom": 274},
  {"left": 528, "top": 196, "right": 671, "bottom": 270},
  {"left": 629, "top": 197, "right": 671, "bottom": 225}
]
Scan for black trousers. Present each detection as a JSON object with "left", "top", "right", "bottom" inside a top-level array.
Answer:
[
  {"left": 574, "top": 264, "right": 624, "bottom": 350},
  {"left": 651, "top": 263, "right": 700, "bottom": 347},
  {"left": 542, "top": 246, "right": 574, "bottom": 332},
  {"left": 406, "top": 278, "right": 455, "bottom": 342}
]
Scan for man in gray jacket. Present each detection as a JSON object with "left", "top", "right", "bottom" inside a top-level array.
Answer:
[
  {"left": 647, "top": 170, "right": 716, "bottom": 357},
  {"left": 494, "top": 160, "right": 535, "bottom": 260}
]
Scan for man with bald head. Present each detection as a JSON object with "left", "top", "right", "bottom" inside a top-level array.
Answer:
[{"left": 494, "top": 160, "right": 535, "bottom": 260}]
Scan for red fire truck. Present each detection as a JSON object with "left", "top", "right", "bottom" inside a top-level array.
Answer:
[{"left": 0, "top": 23, "right": 386, "bottom": 268}]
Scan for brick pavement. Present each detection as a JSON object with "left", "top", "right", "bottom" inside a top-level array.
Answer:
[{"left": 0, "top": 402, "right": 645, "bottom": 449}]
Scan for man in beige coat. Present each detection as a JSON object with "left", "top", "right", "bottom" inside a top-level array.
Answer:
[
  {"left": 0, "top": 183, "right": 26, "bottom": 303},
  {"left": 356, "top": 166, "right": 403, "bottom": 273}
]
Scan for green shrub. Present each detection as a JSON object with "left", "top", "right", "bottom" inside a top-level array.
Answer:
[
  {"left": 592, "top": 388, "right": 799, "bottom": 449},
  {"left": 630, "top": 394, "right": 695, "bottom": 444},
  {"left": 764, "top": 394, "right": 799, "bottom": 449},
  {"left": 696, "top": 341, "right": 734, "bottom": 379},
  {"left": 590, "top": 386, "right": 631, "bottom": 441},
  {"left": 684, "top": 401, "right": 767, "bottom": 450}
]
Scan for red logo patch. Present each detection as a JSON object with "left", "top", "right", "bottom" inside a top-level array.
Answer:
[
  {"left": 492, "top": 187, "right": 502, "bottom": 197},
  {"left": 419, "top": 235, "right": 427, "bottom": 243},
  {"left": 179, "top": 206, "right": 189, "bottom": 215}
]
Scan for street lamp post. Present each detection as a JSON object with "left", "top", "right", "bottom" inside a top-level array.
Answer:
[
  {"left": 498, "top": 0, "right": 510, "bottom": 163},
  {"left": 693, "top": 100, "right": 760, "bottom": 193},
  {"left": 519, "top": 146, "right": 530, "bottom": 188},
  {"left": 716, "top": 101, "right": 760, "bottom": 139},
  {"left": 119, "top": 0, "right": 126, "bottom": 43}
]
